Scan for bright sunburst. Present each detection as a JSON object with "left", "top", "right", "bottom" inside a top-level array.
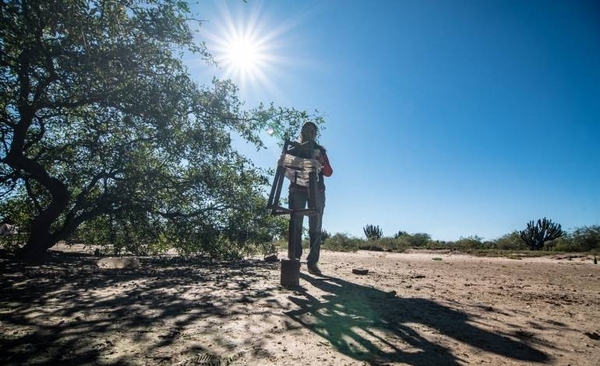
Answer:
[
  {"left": 202, "top": 3, "right": 294, "bottom": 101},
  {"left": 223, "top": 35, "right": 264, "bottom": 74}
]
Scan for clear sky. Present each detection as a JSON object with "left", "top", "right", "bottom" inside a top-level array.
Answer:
[{"left": 189, "top": 0, "right": 600, "bottom": 241}]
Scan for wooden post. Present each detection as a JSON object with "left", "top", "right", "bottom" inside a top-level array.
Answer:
[
  {"left": 280, "top": 258, "right": 301, "bottom": 287},
  {"left": 267, "top": 140, "right": 290, "bottom": 214}
]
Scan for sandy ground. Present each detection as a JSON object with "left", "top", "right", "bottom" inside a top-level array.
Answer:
[{"left": 1, "top": 246, "right": 599, "bottom": 366}]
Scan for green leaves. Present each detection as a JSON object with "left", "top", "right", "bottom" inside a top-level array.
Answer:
[{"left": 1, "top": 0, "right": 324, "bottom": 259}]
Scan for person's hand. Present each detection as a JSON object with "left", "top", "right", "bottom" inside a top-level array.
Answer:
[
  {"left": 309, "top": 158, "right": 322, "bottom": 170},
  {"left": 277, "top": 153, "right": 286, "bottom": 167}
]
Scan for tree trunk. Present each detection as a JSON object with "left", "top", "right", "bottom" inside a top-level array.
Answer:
[
  {"left": 15, "top": 186, "right": 70, "bottom": 263},
  {"left": 17, "top": 234, "right": 53, "bottom": 263},
  {"left": 7, "top": 145, "right": 70, "bottom": 262}
]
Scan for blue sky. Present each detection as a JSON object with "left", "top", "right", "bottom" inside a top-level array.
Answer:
[{"left": 189, "top": 0, "right": 600, "bottom": 241}]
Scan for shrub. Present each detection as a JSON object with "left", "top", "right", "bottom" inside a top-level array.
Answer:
[
  {"left": 376, "top": 237, "right": 410, "bottom": 252},
  {"left": 493, "top": 231, "right": 528, "bottom": 250},
  {"left": 544, "top": 236, "right": 574, "bottom": 252},
  {"left": 424, "top": 240, "right": 452, "bottom": 250},
  {"left": 321, "top": 229, "right": 331, "bottom": 242},
  {"left": 393, "top": 230, "right": 408, "bottom": 239},
  {"left": 322, "top": 233, "right": 361, "bottom": 252},
  {"left": 358, "top": 243, "right": 385, "bottom": 251},
  {"left": 571, "top": 225, "right": 600, "bottom": 251},
  {"left": 356, "top": 237, "right": 409, "bottom": 252},
  {"left": 453, "top": 236, "right": 484, "bottom": 250},
  {"left": 397, "top": 233, "right": 431, "bottom": 247}
]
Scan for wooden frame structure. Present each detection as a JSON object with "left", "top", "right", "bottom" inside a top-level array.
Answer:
[{"left": 266, "top": 140, "right": 320, "bottom": 217}]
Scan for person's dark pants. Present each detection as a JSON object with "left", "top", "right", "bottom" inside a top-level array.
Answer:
[{"left": 288, "top": 187, "right": 325, "bottom": 266}]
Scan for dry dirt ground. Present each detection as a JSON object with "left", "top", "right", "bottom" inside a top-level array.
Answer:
[{"left": 1, "top": 246, "right": 599, "bottom": 366}]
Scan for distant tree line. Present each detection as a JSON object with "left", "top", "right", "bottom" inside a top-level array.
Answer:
[{"left": 318, "top": 220, "right": 599, "bottom": 253}]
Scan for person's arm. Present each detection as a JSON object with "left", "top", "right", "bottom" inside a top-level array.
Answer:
[{"left": 320, "top": 150, "right": 333, "bottom": 177}]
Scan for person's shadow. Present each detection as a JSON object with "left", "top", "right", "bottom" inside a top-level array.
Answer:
[{"left": 285, "top": 273, "right": 549, "bottom": 365}]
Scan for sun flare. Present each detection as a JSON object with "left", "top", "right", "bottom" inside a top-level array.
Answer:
[
  {"left": 201, "top": 3, "right": 297, "bottom": 101},
  {"left": 213, "top": 25, "right": 272, "bottom": 89},
  {"left": 223, "top": 36, "right": 263, "bottom": 73}
]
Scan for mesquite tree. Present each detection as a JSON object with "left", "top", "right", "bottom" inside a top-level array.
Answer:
[
  {"left": 0, "top": 0, "right": 321, "bottom": 262},
  {"left": 520, "top": 218, "right": 564, "bottom": 250}
]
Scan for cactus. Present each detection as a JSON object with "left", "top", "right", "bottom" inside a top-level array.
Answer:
[
  {"left": 519, "top": 217, "right": 564, "bottom": 250},
  {"left": 363, "top": 224, "right": 383, "bottom": 240},
  {"left": 393, "top": 230, "right": 408, "bottom": 239}
]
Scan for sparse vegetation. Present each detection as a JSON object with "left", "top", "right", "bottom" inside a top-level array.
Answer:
[
  {"left": 570, "top": 225, "right": 600, "bottom": 252},
  {"left": 492, "top": 231, "right": 528, "bottom": 251},
  {"left": 318, "top": 222, "right": 599, "bottom": 258},
  {"left": 322, "top": 233, "right": 362, "bottom": 252},
  {"left": 453, "top": 236, "right": 484, "bottom": 250},
  {"left": 399, "top": 233, "right": 432, "bottom": 247}
]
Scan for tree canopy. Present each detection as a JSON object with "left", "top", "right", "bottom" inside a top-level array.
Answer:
[{"left": 1, "top": 0, "right": 322, "bottom": 261}]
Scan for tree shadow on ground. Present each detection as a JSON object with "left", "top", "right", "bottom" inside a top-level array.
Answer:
[
  {"left": 286, "top": 273, "right": 549, "bottom": 366},
  {"left": 0, "top": 250, "right": 284, "bottom": 366}
]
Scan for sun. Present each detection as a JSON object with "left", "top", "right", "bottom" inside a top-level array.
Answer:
[
  {"left": 212, "top": 19, "right": 274, "bottom": 91},
  {"left": 200, "top": 2, "right": 294, "bottom": 101},
  {"left": 221, "top": 34, "right": 266, "bottom": 76}
]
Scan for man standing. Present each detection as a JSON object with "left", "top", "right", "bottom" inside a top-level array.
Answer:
[{"left": 286, "top": 122, "right": 333, "bottom": 275}]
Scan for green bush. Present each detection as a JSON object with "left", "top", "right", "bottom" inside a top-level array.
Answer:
[
  {"left": 393, "top": 230, "right": 408, "bottom": 239},
  {"left": 321, "top": 229, "right": 331, "bottom": 242},
  {"left": 397, "top": 233, "right": 431, "bottom": 247},
  {"left": 424, "top": 240, "right": 452, "bottom": 250},
  {"left": 571, "top": 225, "right": 600, "bottom": 251},
  {"left": 544, "top": 236, "right": 574, "bottom": 252},
  {"left": 490, "top": 231, "right": 527, "bottom": 250},
  {"left": 322, "top": 233, "right": 362, "bottom": 252},
  {"left": 374, "top": 237, "right": 409, "bottom": 252},
  {"left": 453, "top": 236, "right": 484, "bottom": 250}
]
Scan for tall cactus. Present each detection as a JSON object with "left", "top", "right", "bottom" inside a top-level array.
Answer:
[
  {"left": 393, "top": 230, "right": 408, "bottom": 239},
  {"left": 520, "top": 217, "right": 564, "bottom": 250},
  {"left": 363, "top": 224, "right": 383, "bottom": 240}
]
